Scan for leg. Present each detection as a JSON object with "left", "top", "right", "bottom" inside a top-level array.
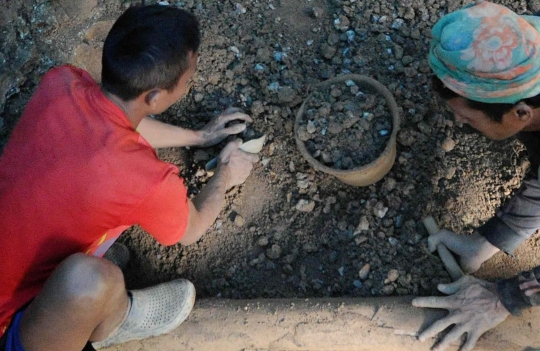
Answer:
[{"left": 19, "top": 253, "right": 129, "bottom": 351}]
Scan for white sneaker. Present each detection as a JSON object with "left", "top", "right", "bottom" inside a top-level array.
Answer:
[{"left": 92, "top": 279, "right": 196, "bottom": 349}]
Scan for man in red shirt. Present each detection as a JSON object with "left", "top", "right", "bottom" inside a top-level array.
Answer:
[{"left": 0, "top": 5, "right": 258, "bottom": 351}]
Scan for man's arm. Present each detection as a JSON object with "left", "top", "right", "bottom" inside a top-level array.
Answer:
[
  {"left": 136, "top": 117, "right": 203, "bottom": 148},
  {"left": 179, "top": 139, "right": 258, "bottom": 245},
  {"left": 412, "top": 275, "right": 511, "bottom": 351},
  {"left": 427, "top": 175, "right": 540, "bottom": 273},
  {"left": 476, "top": 177, "right": 540, "bottom": 254},
  {"left": 136, "top": 109, "right": 253, "bottom": 149},
  {"left": 413, "top": 266, "right": 540, "bottom": 351}
]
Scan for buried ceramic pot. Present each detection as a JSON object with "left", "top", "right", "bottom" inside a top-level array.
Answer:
[{"left": 294, "top": 74, "right": 400, "bottom": 187}]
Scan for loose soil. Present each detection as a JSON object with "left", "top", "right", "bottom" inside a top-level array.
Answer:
[
  {"left": 2, "top": 0, "right": 540, "bottom": 304},
  {"left": 297, "top": 82, "right": 392, "bottom": 169}
]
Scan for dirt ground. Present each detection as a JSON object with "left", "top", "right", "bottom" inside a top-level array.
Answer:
[{"left": 2, "top": 0, "right": 540, "bottom": 302}]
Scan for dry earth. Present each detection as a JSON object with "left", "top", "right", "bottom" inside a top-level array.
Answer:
[{"left": 1, "top": 0, "right": 540, "bottom": 302}]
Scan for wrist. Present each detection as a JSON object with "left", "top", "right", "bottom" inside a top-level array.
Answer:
[
  {"left": 474, "top": 232, "right": 500, "bottom": 256},
  {"left": 193, "top": 129, "right": 207, "bottom": 146},
  {"left": 213, "top": 163, "right": 231, "bottom": 190}
]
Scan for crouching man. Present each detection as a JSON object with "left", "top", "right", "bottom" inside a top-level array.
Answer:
[
  {"left": 0, "top": 5, "right": 257, "bottom": 351},
  {"left": 413, "top": 2, "right": 540, "bottom": 351}
]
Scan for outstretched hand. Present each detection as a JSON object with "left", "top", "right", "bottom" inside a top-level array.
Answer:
[
  {"left": 428, "top": 230, "right": 499, "bottom": 273},
  {"left": 412, "top": 276, "right": 510, "bottom": 351},
  {"left": 198, "top": 107, "right": 253, "bottom": 147}
]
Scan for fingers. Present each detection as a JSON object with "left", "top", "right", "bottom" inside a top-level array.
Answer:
[
  {"left": 460, "top": 330, "right": 481, "bottom": 351},
  {"left": 412, "top": 296, "right": 455, "bottom": 309},
  {"left": 240, "top": 150, "right": 260, "bottom": 163},
  {"left": 428, "top": 230, "right": 475, "bottom": 257},
  {"left": 427, "top": 229, "right": 454, "bottom": 252},
  {"left": 223, "top": 123, "right": 247, "bottom": 135},
  {"left": 222, "top": 107, "right": 242, "bottom": 115},
  {"left": 417, "top": 315, "right": 459, "bottom": 342},
  {"left": 221, "top": 139, "right": 243, "bottom": 155},
  {"left": 437, "top": 277, "right": 471, "bottom": 295},
  {"left": 433, "top": 325, "right": 467, "bottom": 351},
  {"left": 219, "top": 111, "right": 254, "bottom": 124}
]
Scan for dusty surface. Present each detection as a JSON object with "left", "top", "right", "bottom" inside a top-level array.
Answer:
[
  {"left": 104, "top": 297, "right": 540, "bottom": 351},
  {"left": 2, "top": 0, "right": 540, "bottom": 306}
]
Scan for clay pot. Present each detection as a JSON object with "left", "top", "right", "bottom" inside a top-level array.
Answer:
[{"left": 294, "top": 74, "right": 400, "bottom": 187}]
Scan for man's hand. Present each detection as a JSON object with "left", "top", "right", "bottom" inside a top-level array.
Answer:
[
  {"left": 428, "top": 230, "right": 499, "bottom": 273},
  {"left": 216, "top": 139, "right": 259, "bottom": 189},
  {"left": 197, "top": 108, "right": 253, "bottom": 147},
  {"left": 413, "top": 276, "right": 510, "bottom": 351}
]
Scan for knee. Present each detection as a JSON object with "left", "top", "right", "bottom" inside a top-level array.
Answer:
[{"left": 54, "top": 253, "right": 125, "bottom": 308}]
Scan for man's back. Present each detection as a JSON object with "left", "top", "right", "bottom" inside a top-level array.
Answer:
[{"left": 0, "top": 65, "right": 189, "bottom": 334}]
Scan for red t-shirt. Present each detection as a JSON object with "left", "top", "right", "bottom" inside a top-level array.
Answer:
[{"left": 0, "top": 65, "right": 190, "bottom": 336}]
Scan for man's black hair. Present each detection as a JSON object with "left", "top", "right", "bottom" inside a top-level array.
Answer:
[
  {"left": 432, "top": 76, "right": 540, "bottom": 122},
  {"left": 101, "top": 5, "right": 200, "bottom": 101}
]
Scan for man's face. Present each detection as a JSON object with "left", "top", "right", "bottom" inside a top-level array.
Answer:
[
  {"left": 445, "top": 97, "right": 524, "bottom": 140},
  {"left": 152, "top": 52, "right": 198, "bottom": 114}
]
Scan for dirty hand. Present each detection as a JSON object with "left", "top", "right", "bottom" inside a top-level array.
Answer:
[
  {"left": 197, "top": 107, "right": 253, "bottom": 147},
  {"left": 217, "top": 139, "right": 259, "bottom": 189},
  {"left": 428, "top": 230, "right": 499, "bottom": 273},
  {"left": 412, "top": 275, "right": 510, "bottom": 351}
]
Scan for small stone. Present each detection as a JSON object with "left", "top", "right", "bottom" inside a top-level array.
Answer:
[
  {"left": 297, "top": 125, "right": 311, "bottom": 142},
  {"left": 388, "top": 237, "right": 399, "bottom": 246},
  {"left": 297, "top": 179, "right": 310, "bottom": 189},
  {"left": 310, "top": 6, "right": 323, "bottom": 18},
  {"left": 383, "top": 178, "right": 396, "bottom": 192},
  {"left": 354, "top": 216, "right": 369, "bottom": 234},
  {"left": 234, "top": 215, "right": 246, "bottom": 227},
  {"left": 354, "top": 235, "right": 368, "bottom": 245},
  {"left": 193, "top": 150, "right": 210, "bottom": 162},
  {"left": 442, "top": 137, "right": 456, "bottom": 152},
  {"left": 278, "top": 86, "right": 296, "bottom": 104},
  {"left": 266, "top": 244, "right": 282, "bottom": 260},
  {"left": 320, "top": 43, "right": 337, "bottom": 59},
  {"left": 338, "top": 266, "right": 345, "bottom": 276},
  {"left": 296, "top": 199, "right": 315, "bottom": 212},
  {"left": 353, "top": 280, "right": 363, "bottom": 289},
  {"left": 385, "top": 269, "right": 399, "bottom": 283},
  {"left": 289, "top": 161, "right": 295, "bottom": 172},
  {"left": 444, "top": 167, "right": 457, "bottom": 180},
  {"left": 337, "top": 221, "right": 347, "bottom": 231},
  {"left": 374, "top": 203, "right": 389, "bottom": 219},
  {"left": 194, "top": 93, "right": 204, "bottom": 102},
  {"left": 327, "top": 121, "right": 343, "bottom": 135},
  {"left": 257, "top": 236, "right": 269, "bottom": 246},
  {"left": 307, "top": 120, "right": 317, "bottom": 134},
  {"left": 359, "top": 264, "right": 371, "bottom": 280}
]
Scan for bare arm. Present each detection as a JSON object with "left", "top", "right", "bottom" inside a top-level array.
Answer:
[
  {"left": 137, "top": 109, "right": 253, "bottom": 149},
  {"left": 179, "top": 140, "right": 258, "bottom": 245},
  {"left": 137, "top": 117, "right": 203, "bottom": 149}
]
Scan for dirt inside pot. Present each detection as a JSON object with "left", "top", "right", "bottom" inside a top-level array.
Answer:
[{"left": 297, "top": 81, "right": 392, "bottom": 170}]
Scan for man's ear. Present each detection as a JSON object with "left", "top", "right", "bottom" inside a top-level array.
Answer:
[
  {"left": 144, "top": 89, "right": 161, "bottom": 110},
  {"left": 512, "top": 101, "right": 533, "bottom": 123}
]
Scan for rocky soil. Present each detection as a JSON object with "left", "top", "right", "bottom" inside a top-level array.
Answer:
[{"left": 2, "top": 0, "right": 540, "bottom": 301}]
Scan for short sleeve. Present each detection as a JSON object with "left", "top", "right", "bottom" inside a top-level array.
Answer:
[{"left": 129, "top": 171, "right": 190, "bottom": 246}]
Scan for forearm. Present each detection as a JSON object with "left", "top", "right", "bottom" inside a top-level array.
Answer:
[
  {"left": 180, "top": 170, "right": 228, "bottom": 245},
  {"left": 137, "top": 117, "right": 203, "bottom": 148},
  {"left": 497, "top": 265, "right": 540, "bottom": 315},
  {"left": 477, "top": 177, "right": 540, "bottom": 253}
]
